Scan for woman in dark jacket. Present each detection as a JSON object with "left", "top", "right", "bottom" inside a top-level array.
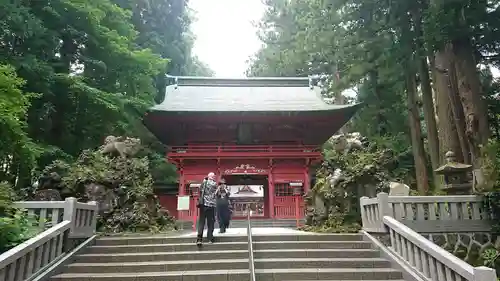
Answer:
[{"left": 216, "top": 179, "right": 231, "bottom": 233}]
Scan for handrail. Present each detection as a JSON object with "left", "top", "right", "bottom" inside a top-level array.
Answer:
[
  {"left": 0, "top": 199, "right": 99, "bottom": 281},
  {"left": 0, "top": 221, "right": 72, "bottom": 281},
  {"left": 13, "top": 198, "right": 98, "bottom": 238},
  {"left": 246, "top": 205, "right": 256, "bottom": 281},
  {"left": 383, "top": 216, "right": 496, "bottom": 281}
]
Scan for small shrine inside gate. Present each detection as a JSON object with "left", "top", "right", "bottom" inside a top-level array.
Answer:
[{"left": 143, "top": 76, "right": 360, "bottom": 223}]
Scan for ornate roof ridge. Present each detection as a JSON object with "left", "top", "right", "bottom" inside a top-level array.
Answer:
[{"left": 165, "top": 74, "right": 318, "bottom": 88}]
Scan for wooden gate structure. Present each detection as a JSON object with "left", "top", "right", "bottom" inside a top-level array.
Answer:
[{"left": 143, "top": 76, "right": 361, "bottom": 224}]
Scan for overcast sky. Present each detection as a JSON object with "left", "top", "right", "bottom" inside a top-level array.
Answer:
[{"left": 189, "top": 0, "right": 265, "bottom": 77}]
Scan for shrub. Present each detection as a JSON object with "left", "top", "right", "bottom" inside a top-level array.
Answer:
[{"left": 0, "top": 181, "right": 37, "bottom": 253}]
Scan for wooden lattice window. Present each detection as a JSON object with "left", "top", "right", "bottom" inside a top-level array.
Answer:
[
  {"left": 183, "top": 184, "right": 192, "bottom": 195},
  {"left": 274, "top": 183, "right": 293, "bottom": 196}
]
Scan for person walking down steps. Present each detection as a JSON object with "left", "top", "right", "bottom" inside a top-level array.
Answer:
[
  {"left": 216, "top": 178, "right": 231, "bottom": 233},
  {"left": 196, "top": 172, "right": 218, "bottom": 246}
]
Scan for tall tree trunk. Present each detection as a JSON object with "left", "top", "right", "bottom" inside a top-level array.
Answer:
[
  {"left": 432, "top": 52, "right": 464, "bottom": 163},
  {"left": 411, "top": 2, "right": 440, "bottom": 176},
  {"left": 437, "top": 45, "right": 471, "bottom": 163},
  {"left": 418, "top": 58, "right": 440, "bottom": 170},
  {"left": 368, "top": 70, "right": 388, "bottom": 135},
  {"left": 51, "top": 34, "right": 76, "bottom": 147},
  {"left": 334, "top": 73, "right": 348, "bottom": 134},
  {"left": 407, "top": 71, "right": 431, "bottom": 194},
  {"left": 452, "top": 39, "right": 490, "bottom": 167},
  {"left": 401, "top": 9, "right": 429, "bottom": 194}
]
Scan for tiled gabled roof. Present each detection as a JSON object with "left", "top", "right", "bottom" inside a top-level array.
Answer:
[{"left": 150, "top": 76, "right": 358, "bottom": 112}]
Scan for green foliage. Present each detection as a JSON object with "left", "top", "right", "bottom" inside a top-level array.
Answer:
[
  {"left": 480, "top": 139, "right": 500, "bottom": 192},
  {"left": 0, "top": 182, "right": 37, "bottom": 253},
  {"left": 481, "top": 248, "right": 500, "bottom": 278},
  {"left": 304, "top": 137, "right": 414, "bottom": 232},
  {"left": 0, "top": 181, "right": 16, "bottom": 213},
  {"left": 43, "top": 146, "right": 175, "bottom": 233},
  {"left": 0, "top": 64, "right": 40, "bottom": 185},
  {"left": 248, "top": 0, "right": 500, "bottom": 232},
  {"left": 0, "top": 0, "right": 210, "bottom": 189},
  {"left": 477, "top": 139, "right": 500, "bottom": 275},
  {"left": 300, "top": 209, "right": 361, "bottom": 233},
  {"left": 0, "top": 210, "right": 38, "bottom": 253},
  {"left": 46, "top": 150, "right": 154, "bottom": 199}
]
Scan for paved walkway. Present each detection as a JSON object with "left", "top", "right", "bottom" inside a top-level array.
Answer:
[{"left": 180, "top": 227, "right": 314, "bottom": 237}]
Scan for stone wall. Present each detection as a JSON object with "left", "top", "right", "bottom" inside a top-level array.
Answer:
[
  {"left": 424, "top": 233, "right": 498, "bottom": 266},
  {"left": 372, "top": 232, "right": 499, "bottom": 266}
]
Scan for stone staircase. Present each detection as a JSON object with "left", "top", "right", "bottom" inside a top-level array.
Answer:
[
  {"left": 181, "top": 218, "right": 304, "bottom": 229},
  {"left": 50, "top": 233, "right": 405, "bottom": 281}
]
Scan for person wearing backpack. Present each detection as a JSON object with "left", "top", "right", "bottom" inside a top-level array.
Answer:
[{"left": 196, "top": 172, "right": 218, "bottom": 246}]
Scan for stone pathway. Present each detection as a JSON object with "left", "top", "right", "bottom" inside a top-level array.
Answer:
[{"left": 180, "top": 227, "right": 314, "bottom": 237}]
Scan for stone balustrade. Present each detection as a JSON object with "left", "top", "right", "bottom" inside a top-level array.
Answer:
[
  {"left": 0, "top": 198, "right": 98, "bottom": 280},
  {"left": 360, "top": 193, "right": 490, "bottom": 233},
  {"left": 384, "top": 216, "right": 495, "bottom": 281},
  {"left": 360, "top": 192, "right": 497, "bottom": 281}
]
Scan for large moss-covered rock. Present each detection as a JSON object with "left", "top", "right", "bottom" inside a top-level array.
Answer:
[
  {"left": 33, "top": 137, "right": 176, "bottom": 233},
  {"left": 304, "top": 133, "right": 412, "bottom": 232}
]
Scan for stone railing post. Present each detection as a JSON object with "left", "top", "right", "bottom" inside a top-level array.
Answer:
[
  {"left": 63, "top": 197, "right": 77, "bottom": 235},
  {"left": 473, "top": 266, "right": 497, "bottom": 281},
  {"left": 377, "top": 192, "right": 390, "bottom": 232},
  {"left": 360, "top": 196, "right": 369, "bottom": 229},
  {"left": 89, "top": 201, "right": 98, "bottom": 236}
]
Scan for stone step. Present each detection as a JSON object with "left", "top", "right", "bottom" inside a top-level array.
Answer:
[
  {"left": 94, "top": 233, "right": 363, "bottom": 246},
  {"left": 50, "top": 269, "right": 249, "bottom": 281},
  {"left": 253, "top": 240, "right": 373, "bottom": 250},
  {"left": 236, "top": 222, "right": 300, "bottom": 227},
  {"left": 94, "top": 235, "right": 247, "bottom": 246},
  {"left": 63, "top": 259, "right": 249, "bottom": 274},
  {"left": 88, "top": 239, "right": 371, "bottom": 254},
  {"left": 255, "top": 268, "right": 403, "bottom": 280},
  {"left": 180, "top": 219, "right": 305, "bottom": 229},
  {"left": 254, "top": 248, "right": 380, "bottom": 259},
  {"left": 254, "top": 258, "right": 391, "bottom": 269},
  {"left": 50, "top": 268, "right": 403, "bottom": 281},
  {"left": 287, "top": 279, "right": 405, "bottom": 281},
  {"left": 252, "top": 233, "right": 363, "bottom": 242},
  {"left": 86, "top": 241, "right": 248, "bottom": 254},
  {"left": 74, "top": 250, "right": 248, "bottom": 263}
]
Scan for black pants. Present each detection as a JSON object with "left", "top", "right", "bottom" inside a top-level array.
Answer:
[
  {"left": 217, "top": 205, "right": 230, "bottom": 232},
  {"left": 197, "top": 206, "right": 215, "bottom": 241}
]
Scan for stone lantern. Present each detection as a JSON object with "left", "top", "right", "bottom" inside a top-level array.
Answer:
[{"left": 434, "top": 151, "right": 473, "bottom": 195}]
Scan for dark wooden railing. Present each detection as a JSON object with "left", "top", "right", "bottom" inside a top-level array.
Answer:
[{"left": 168, "top": 145, "right": 321, "bottom": 158}]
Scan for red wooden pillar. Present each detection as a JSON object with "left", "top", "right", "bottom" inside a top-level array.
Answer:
[
  {"left": 178, "top": 169, "right": 185, "bottom": 221},
  {"left": 192, "top": 186, "right": 199, "bottom": 231},
  {"left": 268, "top": 171, "right": 275, "bottom": 219},
  {"left": 295, "top": 194, "right": 300, "bottom": 227},
  {"left": 179, "top": 169, "right": 185, "bottom": 196},
  {"left": 303, "top": 168, "right": 310, "bottom": 193}
]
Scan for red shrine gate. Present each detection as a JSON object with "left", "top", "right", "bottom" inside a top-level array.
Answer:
[
  {"left": 170, "top": 145, "right": 322, "bottom": 222},
  {"left": 142, "top": 76, "right": 361, "bottom": 225}
]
